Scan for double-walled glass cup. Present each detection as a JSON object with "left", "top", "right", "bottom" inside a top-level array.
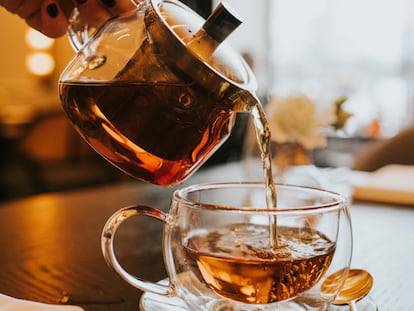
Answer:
[{"left": 102, "top": 183, "right": 352, "bottom": 310}]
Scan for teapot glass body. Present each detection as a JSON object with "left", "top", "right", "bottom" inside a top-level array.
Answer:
[{"left": 59, "top": 0, "right": 256, "bottom": 186}]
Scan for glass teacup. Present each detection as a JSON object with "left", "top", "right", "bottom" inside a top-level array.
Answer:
[{"left": 102, "top": 182, "right": 352, "bottom": 310}]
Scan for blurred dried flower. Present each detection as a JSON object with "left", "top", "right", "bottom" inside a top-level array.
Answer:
[
  {"left": 332, "top": 96, "right": 353, "bottom": 131},
  {"left": 266, "top": 94, "right": 346, "bottom": 149}
]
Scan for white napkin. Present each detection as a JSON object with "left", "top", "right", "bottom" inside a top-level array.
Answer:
[
  {"left": 351, "top": 164, "right": 414, "bottom": 205},
  {"left": 0, "top": 294, "right": 84, "bottom": 311}
]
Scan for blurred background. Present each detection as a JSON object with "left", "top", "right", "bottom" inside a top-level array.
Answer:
[{"left": 1, "top": 0, "right": 414, "bottom": 201}]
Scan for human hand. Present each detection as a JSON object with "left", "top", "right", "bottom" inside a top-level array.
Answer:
[{"left": 0, "top": 0, "right": 137, "bottom": 38}]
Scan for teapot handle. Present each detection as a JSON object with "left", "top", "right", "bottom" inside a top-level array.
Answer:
[
  {"left": 67, "top": 1, "right": 144, "bottom": 52},
  {"left": 67, "top": 7, "right": 95, "bottom": 52}
]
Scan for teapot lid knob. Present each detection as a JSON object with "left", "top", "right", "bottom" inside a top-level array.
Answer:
[
  {"left": 147, "top": 0, "right": 257, "bottom": 92},
  {"left": 202, "top": 2, "right": 243, "bottom": 43}
]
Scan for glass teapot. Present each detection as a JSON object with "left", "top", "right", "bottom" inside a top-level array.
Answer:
[{"left": 59, "top": 0, "right": 259, "bottom": 186}]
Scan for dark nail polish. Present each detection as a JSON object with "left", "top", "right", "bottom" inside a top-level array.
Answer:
[
  {"left": 76, "top": 0, "right": 88, "bottom": 4},
  {"left": 100, "top": 0, "right": 116, "bottom": 8},
  {"left": 46, "top": 3, "right": 59, "bottom": 18}
]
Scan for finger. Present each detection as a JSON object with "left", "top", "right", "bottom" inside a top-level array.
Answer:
[
  {"left": 25, "top": 0, "right": 69, "bottom": 38},
  {"left": 73, "top": 0, "right": 112, "bottom": 29},
  {"left": 0, "top": 0, "right": 24, "bottom": 13},
  {"left": 98, "top": 0, "right": 137, "bottom": 16},
  {"left": 56, "top": 0, "right": 75, "bottom": 19},
  {"left": 0, "top": 0, "right": 35, "bottom": 15},
  {"left": 4, "top": 0, "right": 43, "bottom": 19}
]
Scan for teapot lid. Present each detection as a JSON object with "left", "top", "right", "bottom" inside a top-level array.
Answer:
[{"left": 145, "top": 0, "right": 257, "bottom": 95}]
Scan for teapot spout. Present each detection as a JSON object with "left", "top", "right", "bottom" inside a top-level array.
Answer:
[{"left": 231, "top": 90, "right": 261, "bottom": 113}]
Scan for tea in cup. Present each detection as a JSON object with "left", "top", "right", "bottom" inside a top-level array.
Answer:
[{"left": 102, "top": 182, "right": 352, "bottom": 310}]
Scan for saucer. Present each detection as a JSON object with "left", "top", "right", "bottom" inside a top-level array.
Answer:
[
  {"left": 139, "top": 279, "right": 188, "bottom": 311},
  {"left": 328, "top": 295, "right": 378, "bottom": 311},
  {"left": 139, "top": 279, "right": 378, "bottom": 311},
  {"left": 139, "top": 292, "right": 189, "bottom": 311}
]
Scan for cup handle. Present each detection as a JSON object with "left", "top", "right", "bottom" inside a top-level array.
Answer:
[{"left": 101, "top": 205, "right": 174, "bottom": 296}]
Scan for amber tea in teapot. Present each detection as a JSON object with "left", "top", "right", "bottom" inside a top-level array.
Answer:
[
  {"left": 59, "top": 81, "right": 235, "bottom": 185},
  {"left": 59, "top": 0, "right": 257, "bottom": 186}
]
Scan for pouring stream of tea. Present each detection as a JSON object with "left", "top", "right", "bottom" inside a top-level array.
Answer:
[
  {"left": 188, "top": 3, "right": 279, "bottom": 249},
  {"left": 231, "top": 92, "right": 278, "bottom": 248},
  {"left": 249, "top": 102, "right": 278, "bottom": 249}
]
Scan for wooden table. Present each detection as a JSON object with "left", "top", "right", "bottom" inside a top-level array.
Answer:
[
  {"left": 0, "top": 181, "right": 173, "bottom": 311},
  {"left": 0, "top": 163, "right": 413, "bottom": 311}
]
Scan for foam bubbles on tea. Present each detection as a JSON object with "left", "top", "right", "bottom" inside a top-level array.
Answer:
[{"left": 184, "top": 223, "right": 335, "bottom": 304}]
